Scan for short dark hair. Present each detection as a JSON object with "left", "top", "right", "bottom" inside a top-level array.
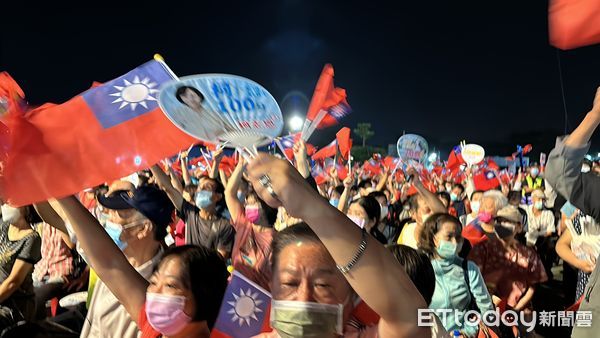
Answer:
[
  {"left": 452, "top": 184, "right": 465, "bottom": 194},
  {"left": 357, "top": 180, "right": 372, "bottom": 190},
  {"left": 418, "top": 213, "right": 463, "bottom": 258},
  {"left": 175, "top": 86, "right": 205, "bottom": 105},
  {"left": 201, "top": 177, "right": 225, "bottom": 196},
  {"left": 183, "top": 184, "right": 199, "bottom": 197},
  {"left": 271, "top": 222, "right": 324, "bottom": 270},
  {"left": 368, "top": 191, "right": 387, "bottom": 204},
  {"left": 507, "top": 190, "right": 521, "bottom": 204},
  {"left": 24, "top": 205, "right": 42, "bottom": 225},
  {"left": 388, "top": 244, "right": 435, "bottom": 305},
  {"left": 155, "top": 245, "right": 228, "bottom": 328},
  {"left": 333, "top": 185, "right": 345, "bottom": 196},
  {"left": 354, "top": 196, "right": 381, "bottom": 224}
]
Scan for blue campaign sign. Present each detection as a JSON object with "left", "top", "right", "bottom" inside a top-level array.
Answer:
[
  {"left": 158, "top": 74, "right": 283, "bottom": 148},
  {"left": 397, "top": 134, "right": 428, "bottom": 162}
]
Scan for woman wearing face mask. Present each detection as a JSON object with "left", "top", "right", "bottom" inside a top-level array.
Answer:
[
  {"left": 0, "top": 204, "right": 42, "bottom": 327},
  {"left": 55, "top": 196, "right": 228, "bottom": 338},
  {"left": 225, "top": 159, "right": 277, "bottom": 291},
  {"left": 419, "top": 213, "right": 494, "bottom": 337},
  {"left": 347, "top": 196, "right": 387, "bottom": 245},
  {"left": 468, "top": 206, "right": 547, "bottom": 337},
  {"left": 368, "top": 191, "right": 395, "bottom": 243},
  {"left": 462, "top": 190, "right": 507, "bottom": 248},
  {"left": 245, "top": 154, "right": 435, "bottom": 337},
  {"left": 464, "top": 190, "right": 483, "bottom": 225}
]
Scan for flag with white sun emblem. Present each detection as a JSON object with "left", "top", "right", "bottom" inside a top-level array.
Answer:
[
  {"left": 0, "top": 58, "right": 197, "bottom": 206},
  {"left": 82, "top": 61, "right": 172, "bottom": 128},
  {"left": 211, "top": 271, "right": 272, "bottom": 338}
]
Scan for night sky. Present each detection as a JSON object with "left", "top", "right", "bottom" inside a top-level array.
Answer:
[{"left": 2, "top": 0, "right": 599, "bottom": 160}]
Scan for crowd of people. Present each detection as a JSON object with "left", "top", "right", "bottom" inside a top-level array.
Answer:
[{"left": 0, "top": 87, "right": 599, "bottom": 338}]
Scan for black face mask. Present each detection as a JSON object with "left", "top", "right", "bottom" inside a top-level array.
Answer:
[{"left": 495, "top": 222, "right": 516, "bottom": 239}]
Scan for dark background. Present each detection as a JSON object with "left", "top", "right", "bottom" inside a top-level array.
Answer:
[{"left": 1, "top": 0, "right": 599, "bottom": 160}]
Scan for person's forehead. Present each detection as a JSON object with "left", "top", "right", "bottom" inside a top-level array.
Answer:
[
  {"left": 276, "top": 242, "right": 335, "bottom": 272},
  {"left": 156, "top": 256, "right": 184, "bottom": 280},
  {"left": 199, "top": 180, "right": 217, "bottom": 190},
  {"left": 348, "top": 203, "right": 366, "bottom": 215}
]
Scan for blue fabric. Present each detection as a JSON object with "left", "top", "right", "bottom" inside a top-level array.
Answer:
[{"left": 429, "top": 256, "right": 494, "bottom": 337}]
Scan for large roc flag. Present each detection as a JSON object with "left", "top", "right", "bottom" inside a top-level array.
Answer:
[{"left": 0, "top": 59, "right": 196, "bottom": 206}]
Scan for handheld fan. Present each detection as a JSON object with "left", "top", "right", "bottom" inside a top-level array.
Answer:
[{"left": 158, "top": 74, "right": 283, "bottom": 150}]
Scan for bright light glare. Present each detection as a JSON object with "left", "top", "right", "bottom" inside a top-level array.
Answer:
[
  {"left": 428, "top": 153, "right": 437, "bottom": 162},
  {"left": 288, "top": 115, "right": 304, "bottom": 131}
]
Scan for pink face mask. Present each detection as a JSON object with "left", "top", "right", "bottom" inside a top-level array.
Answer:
[
  {"left": 145, "top": 293, "right": 191, "bottom": 336},
  {"left": 245, "top": 205, "right": 261, "bottom": 223},
  {"left": 478, "top": 211, "right": 493, "bottom": 224}
]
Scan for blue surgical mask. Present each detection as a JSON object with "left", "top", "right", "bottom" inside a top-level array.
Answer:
[
  {"left": 329, "top": 199, "right": 340, "bottom": 208},
  {"left": 436, "top": 240, "right": 458, "bottom": 259},
  {"left": 534, "top": 200, "right": 544, "bottom": 210},
  {"left": 105, "top": 221, "right": 128, "bottom": 251},
  {"left": 450, "top": 193, "right": 459, "bottom": 202},
  {"left": 105, "top": 220, "right": 145, "bottom": 251},
  {"left": 530, "top": 168, "right": 540, "bottom": 177},
  {"left": 195, "top": 190, "right": 213, "bottom": 209}
]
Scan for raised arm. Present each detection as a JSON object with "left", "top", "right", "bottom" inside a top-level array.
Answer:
[
  {"left": 246, "top": 154, "right": 428, "bottom": 338},
  {"left": 406, "top": 167, "right": 446, "bottom": 214},
  {"left": 150, "top": 164, "right": 184, "bottom": 211},
  {"left": 56, "top": 196, "right": 147, "bottom": 323},
  {"left": 546, "top": 87, "right": 600, "bottom": 218},
  {"left": 180, "top": 151, "right": 192, "bottom": 186},
  {"left": 33, "top": 201, "right": 73, "bottom": 248},
  {"left": 337, "top": 173, "right": 354, "bottom": 214},
  {"left": 210, "top": 149, "right": 224, "bottom": 179},
  {"left": 292, "top": 140, "right": 311, "bottom": 178},
  {"left": 224, "top": 159, "right": 245, "bottom": 224},
  {"left": 375, "top": 167, "right": 389, "bottom": 192}
]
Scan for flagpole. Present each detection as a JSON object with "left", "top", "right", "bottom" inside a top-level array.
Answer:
[{"left": 154, "top": 54, "right": 180, "bottom": 81}]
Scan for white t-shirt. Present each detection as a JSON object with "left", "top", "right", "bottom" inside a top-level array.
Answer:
[
  {"left": 525, "top": 206, "right": 556, "bottom": 245},
  {"left": 80, "top": 250, "right": 162, "bottom": 338}
]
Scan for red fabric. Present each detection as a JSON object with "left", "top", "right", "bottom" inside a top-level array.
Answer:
[
  {"left": 311, "top": 139, "right": 337, "bottom": 161},
  {"left": 336, "top": 127, "right": 352, "bottom": 160},
  {"left": 405, "top": 179, "right": 436, "bottom": 196},
  {"left": 446, "top": 149, "right": 464, "bottom": 171},
  {"left": 0, "top": 71, "right": 196, "bottom": 206},
  {"left": 305, "top": 64, "right": 350, "bottom": 129},
  {"left": 549, "top": 0, "right": 600, "bottom": 50},
  {"left": 462, "top": 222, "right": 489, "bottom": 247},
  {"left": 522, "top": 144, "right": 532, "bottom": 155},
  {"left": 138, "top": 305, "right": 162, "bottom": 338},
  {"left": 473, "top": 171, "right": 501, "bottom": 191}
]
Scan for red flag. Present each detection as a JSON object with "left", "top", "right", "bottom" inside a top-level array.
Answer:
[
  {"left": 335, "top": 127, "right": 352, "bottom": 161},
  {"left": 305, "top": 64, "right": 351, "bottom": 129},
  {"left": 522, "top": 144, "right": 532, "bottom": 155},
  {"left": 549, "top": 0, "right": 600, "bottom": 50},
  {"left": 311, "top": 139, "right": 338, "bottom": 161},
  {"left": 446, "top": 147, "right": 465, "bottom": 171},
  {"left": 473, "top": 171, "right": 500, "bottom": 191},
  {"left": 1, "top": 60, "right": 197, "bottom": 206}
]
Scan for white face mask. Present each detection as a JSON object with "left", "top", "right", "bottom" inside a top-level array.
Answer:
[
  {"left": 1, "top": 205, "right": 21, "bottom": 224},
  {"left": 379, "top": 204, "right": 389, "bottom": 221},
  {"left": 470, "top": 201, "right": 480, "bottom": 214}
]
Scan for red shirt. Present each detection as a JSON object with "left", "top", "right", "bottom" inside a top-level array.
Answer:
[{"left": 138, "top": 305, "right": 162, "bottom": 338}]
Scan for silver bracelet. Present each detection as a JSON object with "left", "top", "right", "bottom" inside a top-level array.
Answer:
[{"left": 337, "top": 229, "right": 368, "bottom": 274}]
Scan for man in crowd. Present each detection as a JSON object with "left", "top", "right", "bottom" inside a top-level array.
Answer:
[
  {"left": 522, "top": 164, "right": 544, "bottom": 204},
  {"left": 81, "top": 186, "right": 171, "bottom": 338},
  {"left": 150, "top": 165, "right": 235, "bottom": 259}
]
